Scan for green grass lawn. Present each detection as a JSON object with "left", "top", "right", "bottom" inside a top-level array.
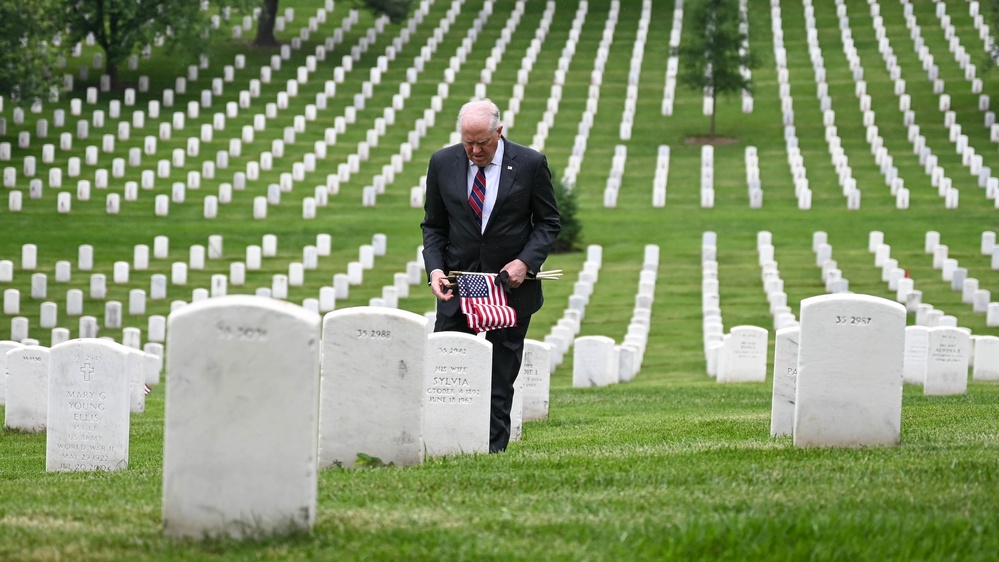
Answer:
[{"left": 1, "top": 0, "right": 999, "bottom": 559}]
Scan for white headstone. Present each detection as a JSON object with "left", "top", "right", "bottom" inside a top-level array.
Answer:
[
  {"left": 423, "top": 332, "right": 492, "bottom": 456},
  {"left": 770, "top": 326, "right": 799, "bottom": 437},
  {"left": 794, "top": 294, "right": 905, "bottom": 447},
  {"left": 163, "top": 295, "right": 321, "bottom": 539},
  {"left": 972, "top": 335, "right": 999, "bottom": 380},
  {"left": 924, "top": 327, "right": 970, "bottom": 395},
  {"left": 5, "top": 345, "right": 50, "bottom": 431},
  {"left": 0, "top": 341, "right": 23, "bottom": 405},
  {"left": 903, "top": 326, "right": 930, "bottom": 385},
  {"left": 718, "top": 326, "right": 769, "bottom": 383},
  {"left": 46, "top": 339, "right": 131, "bottom": 471},
  {"left": 318, "top": 307, "right": 428, "bottom": 468},
  {"left": 572, "top": 336, "right": 618, "bottom": 387},
  {"left": 519, "top": 339, "right": 551, "bottom": 422}
]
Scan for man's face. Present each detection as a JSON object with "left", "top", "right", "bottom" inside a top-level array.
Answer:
[{"left": 461, "top": 116, "right": 503, "bottom": 168}]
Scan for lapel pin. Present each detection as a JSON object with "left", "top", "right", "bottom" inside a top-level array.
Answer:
[{"left": 507, "top": 165, "right": 513, "bottom": 170}]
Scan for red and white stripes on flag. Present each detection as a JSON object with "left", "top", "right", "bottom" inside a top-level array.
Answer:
[{"left": 456, "top": 273, "right": 517, "bottom": 333}]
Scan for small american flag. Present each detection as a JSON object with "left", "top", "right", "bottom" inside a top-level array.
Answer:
[
  {"left": 456, "top": 274, "right": 517, "bottom": 333},
  {"left": 144, "top": 384, "right": 151, "bottom": 395}
]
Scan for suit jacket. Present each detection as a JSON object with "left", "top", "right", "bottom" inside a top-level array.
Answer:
[{"left": 421, "top": 138, "right": 561, "bottom": 318}]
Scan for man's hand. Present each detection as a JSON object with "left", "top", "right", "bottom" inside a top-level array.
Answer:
[
  {"left": 501, "top": 259, "right": 529, "bottom": 289},
  {"left": 430, "top": 269, "right": 453, "bottom": 301}
]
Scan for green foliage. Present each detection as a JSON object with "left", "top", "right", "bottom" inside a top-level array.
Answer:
[
  {"left": 675, "top": 0, "right": 759, "bottom": 137},
  {"left": 354, "top": 0, "right": 414, "bottom": 24},
  {"left": 62, "top": 0, "right": 258, "bottom": 86},
  {"left": 0, "top": 0, "right": 66, "bottom": 104},
  {"left": 355, "top": 453, "right": 393, "bottom": 468},
  {"left": 551, "top": 179, "right": 582, "bottom": 254}
]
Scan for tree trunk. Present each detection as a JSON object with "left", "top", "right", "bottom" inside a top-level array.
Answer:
[
  {"left": 253, "top": 0, "right": 280, "bottom": 47},
  {"left": 107, "top": 59, "right": 119, "bottom": 90},
  {"left": 710, "top": 91, "right": 717, "bottom": 140}
]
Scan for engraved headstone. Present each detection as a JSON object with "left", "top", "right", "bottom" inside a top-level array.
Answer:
[
  {"left": 163, "top": 296, "right": 321, "bottom": 539},
  {"left": 423, "top": 332, "right": 492, "bottom": 457},
  {"left": 318, "top": 307, "right": 427, "bottom": 468},
  {"left": 902, "top": 326, "right": 930, "bottom": 385},
  {"left": 572, "top": 336, "right": 618, "bottom": 387},
  {"left": 924, "top": 327, "right": 970, "bottom": 395},
  {"left": 45, "top": 339, "right": 130, "bottom": 471},
  {"left": 770, "top": 326, "right": 799, "bottom": 437},
  {"left": 5, "top": 345, "right": 50, "bottom": 432},
  {"left": 718, "top": 326, "right": 769, "bottom": 383},
  {"left": 795, "top": 294, "right": 905, "bottom": 447},
  {"left": 519, "top": 339, "right": 551, "bottom": 422},
  {"left": 972, "top": 335, "right": 999, "bottom": 381},
  {"left": 0, "top": 340, "right": 24, "bottom": 405}
]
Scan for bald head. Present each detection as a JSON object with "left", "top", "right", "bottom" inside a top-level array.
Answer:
[{"left": 458, "top": 99, "right": 503, "bottom": 168}]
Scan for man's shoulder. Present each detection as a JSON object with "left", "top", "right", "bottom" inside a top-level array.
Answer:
[
  {"left": 503, "top": 138, "right": 543, "bottom": 161},
  {"left": 431, "top": 143, "right": 465, "bottom": 160}
]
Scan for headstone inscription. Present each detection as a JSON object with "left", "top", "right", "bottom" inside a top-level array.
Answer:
[
  {"left": 318, "top": 307, "right": 427, "bottom": 469},
  {"left": 162, "top": 295, "right": 321, "bottom": 539},
  {"left": 423, "top": 332, "right": 492, "bottom": 457},
  {"left": 794, "top": 294, "right": 905, "bottom": 447},
  {"left": 45, "top": 339, "right": 130, "bottom": 471},
  {"left": 924, "top": 327, "right": 970, "bottom": 396},
  {"left": 718, "top": 326, "right": 768, "bottom": 383},
  {"left": 519, "top": 339, "right": 551, "bottom": 421}
]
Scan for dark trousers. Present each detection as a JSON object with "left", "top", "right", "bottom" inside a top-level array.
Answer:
[{"left": 434, "top": 311, "right": 531, "bottom": 453}]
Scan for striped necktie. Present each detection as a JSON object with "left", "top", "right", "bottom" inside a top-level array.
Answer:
[{"left": 469, "top": 166, "right": 486, "bottom": 227}]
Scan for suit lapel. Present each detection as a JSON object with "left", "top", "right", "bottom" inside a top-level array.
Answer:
[
  {"left": 446, "top": 146, "right": 480, "bottom": 228},
  {"left": 487, "top": 140, "right": 517, "bottom": 234}
]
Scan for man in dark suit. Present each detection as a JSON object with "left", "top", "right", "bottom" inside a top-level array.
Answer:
[{"left": 421, "top": 99, "right": 561, "bottom": 453}]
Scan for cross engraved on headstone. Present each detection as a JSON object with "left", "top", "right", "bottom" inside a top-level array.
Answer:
[{"left": 81, "top": 362, "right": 94, "bottom": 382}]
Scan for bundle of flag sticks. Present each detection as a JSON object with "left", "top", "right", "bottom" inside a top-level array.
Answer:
[{"left": 445, "top": 269, "right": 563, "bottom": 282}]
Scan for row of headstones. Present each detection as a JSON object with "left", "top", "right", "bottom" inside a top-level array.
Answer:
[
  {"left": 659, "top": 0, "right": 684, "bottom": 116},
  {"left": 562, "top": 0, "right": 613, "bottom": 186},
  {"left": 3, "top": 13, "right": 390, "bottom": 217},
  {"left": 811, "top": 0, "right": 906, "bottom": 210},
  {"left": 757, "top": 231, "right": 798, "bottom": 331},
  {"left": 160, "top": 297, "right": 550, "bottom": 539},
  {"left": 1, "top": 233, "right": 423, "bottom": 345},
  {"left": 916, "top": 231, "right": 999, "bottom": 325},
  {"left": 571, "top": 244, "right": 659, "bottom": 387},
  {"left": 617, "top": 0, "right": 652, "bottom": 141},
  {"left": 2, "top": 4, "right": 410, "bottom": 219},
  {"left": 2, "top": 1, "right": 338, "bottom": 143},
  {"left": 768, "top": 1, "right": 813, "bottom": 210},
  {"left": 812, "top": 232, "right": 852, "bottom": 295},
  {"left": 602, "top": 145, "right": 627, "bottom": 208},
  {"left": 770, "top": 293, "right": 999, "bottom": 446},
  {"left": 1, "top": 338, "right": 161, "bottom": 438},
  {"left": 2, "top": 233, "right": 385, "bottom": 305},
  {"left": 519, "top": 0, "right": 569, "bottom": 154},
  {"left": 925, "top": 0, "right": 990, "bottom": 89},
  {"left": 543, "top": 245, "right": 602, "bottom": 372},
  {"left": 897, "top": 12, "right": 996, "bottom": 209},
  {"left": 700, "top": 232, "right": 771, "bottom": 381}
]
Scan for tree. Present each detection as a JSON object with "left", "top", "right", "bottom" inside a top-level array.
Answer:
[
  {"left": 62, "top": 0, "right": 255, "bottom": 89},
  {"left": 0, "top": 0, "right": 66, "bottom": 104},
  {"left": 675, "top": 0, "right": 758, "bottom": 139},
  {"left": 254, "top": 0, "right": 414, "bottom": 47},
  {"left": 551, "top": 178, "right": 582, "bottom": 254}
]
